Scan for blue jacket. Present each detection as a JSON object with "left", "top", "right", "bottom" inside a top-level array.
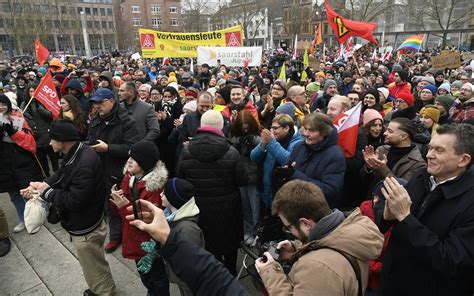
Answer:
[
  {"left": 288, "top": 127, "right": 346, "bottom": 208},
  {"left": 250, "top": 129, "right": 301, "bottom": 208}
]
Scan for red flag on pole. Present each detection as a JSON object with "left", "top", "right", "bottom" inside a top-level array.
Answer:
[
  {"left": 332, "top": 102, "right": 362, "bottom": 158},
  {"left": 325, "top": 2, "right": 377, "bottom": 44},
  {"left": 34, "top": 39, "right": 50, "bottom": 66},
  {"left": 310, "top": 23, "right": 323, "bottom": 55},
  {"left": 33, "top": 72, "right": 60, "bottom": 119}
]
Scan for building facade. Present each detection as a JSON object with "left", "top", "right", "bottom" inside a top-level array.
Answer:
[
  {"left": 0, "top": 0, "right": 117, "bottom": 57},
  {"left": 117, "top": 0, "right": 183, "bottom": 51}
]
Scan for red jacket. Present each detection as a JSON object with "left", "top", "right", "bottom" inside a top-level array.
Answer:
[
  {"left": 359, "top": 200, "right": 393, "bottom": 292},
  {"left": 112, "top": 161, "right": 168, "bottom": 260},
  {"left": 388, "top": 81, "right": 411, "bottom": 99}
]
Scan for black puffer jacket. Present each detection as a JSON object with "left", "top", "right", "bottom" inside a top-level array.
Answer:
[
  {"left": 42, "top": 142, "right": 105, "bottom": 235},
  {"left": 177, "top": 127, "right": 246, "bottom": 255},
  {"left": 88, "top": 103, "right": 139, "bottom": 182},
  {"left": 21, "top": 100, "right": 53, "bottom": 147}
]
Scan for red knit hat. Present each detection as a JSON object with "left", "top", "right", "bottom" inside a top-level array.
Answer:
[{"left": 396, "top": 91, "right": 414, "bottom": 106}]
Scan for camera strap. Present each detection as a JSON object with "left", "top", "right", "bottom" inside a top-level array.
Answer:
[{"left": 293, "top": 242, "right": 363, "bottom": 296}]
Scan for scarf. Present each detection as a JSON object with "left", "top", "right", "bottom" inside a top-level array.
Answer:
[{"left": 308, "top": 209, "right": 345, "bottom": 241}]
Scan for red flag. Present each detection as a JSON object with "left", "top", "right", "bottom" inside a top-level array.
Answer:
[
  {"left": 33, "top": 72, "right": 60, "bottom": 119},
  {"left": 34, "top": 39, "right": 50, "bottom": 66},
  {"left": 371, "top": 48, "right": 378, "bottom": 61},
  {"left": 332, "top": 102, "right": 362, "bottom": 158},
  {"left": 325, "top": 2, "right": 377, "bottom": 44}
]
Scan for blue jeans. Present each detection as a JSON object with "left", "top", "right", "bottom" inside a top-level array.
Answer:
[
  {"left": 136, "top": 257, "right": 170, "bottom": 296},
  {"left": 8, "top": 190, "right": 25, "bottom": 223},
  {"left": 240, "top": 185, "right": 260, "bottom": 238}
]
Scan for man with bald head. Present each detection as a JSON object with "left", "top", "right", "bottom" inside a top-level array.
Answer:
[{"left": 286, "top": 85, "right": 310, "bottom": 122}]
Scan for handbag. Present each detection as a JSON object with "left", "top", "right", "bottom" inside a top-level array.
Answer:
[{"left": 24, "top": 192, "right": 50, "bottom": 233}]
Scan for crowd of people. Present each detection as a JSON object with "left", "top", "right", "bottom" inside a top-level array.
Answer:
[{"left": 0, "top": 46, "right": 473, "bottom": 296}]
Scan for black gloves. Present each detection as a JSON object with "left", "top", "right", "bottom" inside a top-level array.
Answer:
[{"left": 3, "top": 122, "right": 16, "bottom": 136}]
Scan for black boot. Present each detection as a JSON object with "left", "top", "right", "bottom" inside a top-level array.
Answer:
[
  {"left": 0, "top": 237, "right": 11, "bottom": 257},
  {"left": 83, "top": 289, "right": 98, "bottom": 296}
]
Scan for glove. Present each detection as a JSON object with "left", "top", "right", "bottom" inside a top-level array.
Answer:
[
  {"left": 3, "top": 122, "right": 16, "bottom": 136},
  {"left": 136, "top": 240, "right": 159, "bottom": 274}
]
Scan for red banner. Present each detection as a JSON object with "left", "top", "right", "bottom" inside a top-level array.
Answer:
[
  {"left": 325, "top": 2, "right": 377, "bottom": 44},
  {"left": 35, "top": 39, "right": 50, "bottom": 66},
  {"left": 33, "top": 72, "right": 60, "bottom": 119}
]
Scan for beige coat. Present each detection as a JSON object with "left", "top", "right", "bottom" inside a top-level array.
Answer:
[{"left": 258, "top": 209, "right": 384, "bottom": 295}]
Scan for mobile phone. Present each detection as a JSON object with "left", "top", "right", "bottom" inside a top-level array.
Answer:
[
  {"left": 131, "top": 198, "right": 143, "bottom": 220},
  {"left": 377, "top": 148, "right": 385, "bottom": 161}
]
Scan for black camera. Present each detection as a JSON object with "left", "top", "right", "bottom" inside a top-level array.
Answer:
[{"left": 259, "top": 241, "right": 280, "bottom": 262}]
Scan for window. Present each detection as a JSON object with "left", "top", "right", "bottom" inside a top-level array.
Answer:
[
  {"left": 132, "top": 5, "right": 140, "bottom": 13},
  {"left": 169, "top": 6, "right": 177, "bottom": 13},
  {"left": 152, "top": 18, "right": 162, "bottom": 28},
  {"left": 87, "top": 21, "right": 92, "bottom": 28},
  {"left": 95, "top": 21, "right": 100, "bottom": 28},
  {"left": 85, "top": 7, "right": 91, "bottom": 15},
  {"left": 77, "top": 7, "right": 83, "bottom": 14},
  {"left": 106, "top": 8, "right": 112, "bottom": 16},
  {"left": 102, "top": 21, "right": 107, "bottom": 28},
  {"left": 93, "top": 8, "right": 98, "bottom": 15},
  {"left": 108, "top": 21, "right": 113, "bottom": 29},
  {"left": 60, "top": 6, "right": 67, "bottom": 14},
  {"left": 100, "top": 8, "right": 105, "bottom": 16},
  {"left": 150, "top": 4, "right": 161, "bottom": 15},
  {"left": 171, "top": 18, "right": 178, "bottom": 26},
  {"left": 2, "top": 2, "right": 11, "bottom": 12},
  {"left": 132, "top": 18, "right": 142, "bottom": 27}
]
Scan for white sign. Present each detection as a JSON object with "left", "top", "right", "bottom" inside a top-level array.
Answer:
[
  {"left": 131, "top": 52, "right": 141, "bottom": 60},
  {"left": 197, "top": 46, "right": 262, "bottom": 67}
]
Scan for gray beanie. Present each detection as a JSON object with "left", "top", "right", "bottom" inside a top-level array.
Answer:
[
  {"left": 323, "top": 79, "right": 337, "bottom": 92},
  {"left": 276, "top": 102, "right": 296, "bottom": 118},
  {"left": 451, "top": 80, "right": 463, "bottom": 89},
  {"left": 420, "top": 76, "right": 435, "bottom": 86}
]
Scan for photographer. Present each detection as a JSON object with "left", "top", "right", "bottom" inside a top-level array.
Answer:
[{"left": 255, "top": 180, "right": 383, "bottom": 295}]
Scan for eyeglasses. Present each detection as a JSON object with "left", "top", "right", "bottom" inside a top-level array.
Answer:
[
  {"left": 270, "top": 125, "right": 283, "bottom": 130},
  {"left": 460, "top": 88, "right": 472, "bottom": 92}
]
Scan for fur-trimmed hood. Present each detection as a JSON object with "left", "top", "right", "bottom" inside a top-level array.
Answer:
[{"left": 123, "top": 160, "right": 168, "bottom": 192}]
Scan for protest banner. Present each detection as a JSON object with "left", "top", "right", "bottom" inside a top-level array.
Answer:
[
  {"left": 431, "top": 51, "right": 461, "bottom": 70},
  {"left": 139, "top": 26, "right": 243, "bottom": 58},
  {"left": 197, "top": 46, "right": 262, "bottom": 67}
]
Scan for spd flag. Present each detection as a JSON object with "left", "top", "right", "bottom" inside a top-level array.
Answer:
[
  {"left": 33, "top": 72, "right": 60, "bottom": 119},
  {"left": 325, "top": 2, "right": 377, "bottom": 44},
  {"left": 34, "top": 39, "right": 50, "bottom": 66}
]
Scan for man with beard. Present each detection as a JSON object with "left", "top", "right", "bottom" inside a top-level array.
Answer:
[
  {"left": 362, "top": 117, "right": 426, "bottom": 193},
  {"left": 310, "top": 79, "right": 338, "bottom": 113},
  {"left": 255, "top": 180, "right": 383, "bottom": 295},
  {"left": 449, "top": 83, "right": 474, "bottom": 123}
]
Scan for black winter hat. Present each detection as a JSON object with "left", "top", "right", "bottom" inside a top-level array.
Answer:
[
  {"left": 0, "top": 94, "right": 12, "bottom": 113},
  {"left": 395, "top": 70, "right": 408, "bottom": 82},
  {"left": 365, "top": 88, "right": 380, "bottom": 103},
  {"left": 163, "top": 178, "right": 194, "bottom": 209},
  {"left": 129, "top": 141, "right": 160, "bottom": 173},
  {"left": 49, "top": 119, "right": 80, "bottom": 142}
]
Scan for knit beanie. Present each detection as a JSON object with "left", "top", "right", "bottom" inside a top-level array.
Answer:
[
  {"left": 396, "top": 91, "right": 414, "bottom": 106},
  {"left": 363, "top": 109, "right": 383, "bottom": 127},
  {"left": 201, "top": 110, "right": 224, "bottom": 130},
  {"left": 377, "top": 87, "right": 389, "bottom": 101},
  {"left": 391, "top": 64, "right": 403, "bottom": 72},
  {"left": 451, "top": 80, "right": 463, "bottom": 89},
  {"left": 167, "top": 73, "right": 177, "bottom": 83},
  {"left": 49, "top": 119, "right": 80, "bottom": 142},
  {"left": 129, "top": 141, "right": 160, "bottom": 173},
  {"left": 420, "top": 106, "right": 440, "bottom": 123},
  {"left": 182, "top": 100, "right": 197, "bottom": 113},
  {"left": 420, "top": 76, "right": 435, "bottom": 86},
  {"left": 365, "top": 88, "right": 380, "bottom": 103},
  {"left": 315, "top": 71, "right": 325, "bottom": 78},
  {"left": 216, "top": 86, "right": 231, "bottom": 104},
  {"left": 38, "top": 67, "right": 47, "bottom": 75},
  {"left": 274, "top": 79, "right": 288, "bottom": 94},
  {"left": 323, "top": 79, "right": 337, "bottom": 92},
  {"left": 0, "top": 94, "right": 12, "bottom": 113},
  {"left": 422, "top": 84, "right": 438, "bottom": 95},
  {"left": 434, "top": 95, "right": 455, "bottom": 112},
  {"left": 306, "top": 82, "right": 320, "bottom": 93},
  {"left": 163, "top": 178, "right": 194, "bottom": 209},
  {"left": 438, "top": 82, "right": 451, "bottom": 93},
  {"left": 395, "top": 70, "right": 408, "bottom": 82},
  {"left": 276, "top": 102, "right": 296, "bottom": 118}
]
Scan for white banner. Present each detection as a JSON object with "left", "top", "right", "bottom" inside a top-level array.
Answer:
[{"left": 197, "top": 46, "right": 262, "bottom": 67}]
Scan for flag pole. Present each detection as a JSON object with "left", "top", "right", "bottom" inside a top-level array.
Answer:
[{"left": 22, "top": 96, "right": 35, "bottom": 114}]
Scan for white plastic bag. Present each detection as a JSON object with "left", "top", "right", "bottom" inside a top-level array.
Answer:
[{"left": 24, "top": 192, "right": 49, "bottom": 234}]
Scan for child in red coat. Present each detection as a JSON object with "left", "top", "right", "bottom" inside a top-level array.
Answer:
[{"left": 110, "top": 141, "right": 170, "bottom": 296}]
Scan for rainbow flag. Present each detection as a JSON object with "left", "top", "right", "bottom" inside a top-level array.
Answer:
[{"left": 396, "top": 34, "right": 424, "bottom": 52}]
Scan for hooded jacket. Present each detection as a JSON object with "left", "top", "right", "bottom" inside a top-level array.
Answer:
[
  {"left": 259, "top": 209, "right": 384, "bottom": 295},
  {"left": 166, "top": 197, "right": 205, "bottom": 285},
  {"left": 99, "top": 71, "right": 118, "bottom": 100},
  {"left": 288, "top": 127, "right": 346, "bottom": 208},
  {"left": 114, "top": 161, "right": 168, "bottom": 260},
  {"left": 64, "top": 78, "right": 90, "bottom": 115}
]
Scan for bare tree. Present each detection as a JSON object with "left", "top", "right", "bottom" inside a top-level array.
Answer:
[
  {"left": 412, "top": 0, "right": 471, "bottom": 46},
  {"left": 182, "top": 0, "right": 209, "bottom": 32},
  {"left": 228, "top": 0, "right": 268, "bottom": 41},
  {"left": 342, "top": 0, "right": 402, "bottom": 22}
]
